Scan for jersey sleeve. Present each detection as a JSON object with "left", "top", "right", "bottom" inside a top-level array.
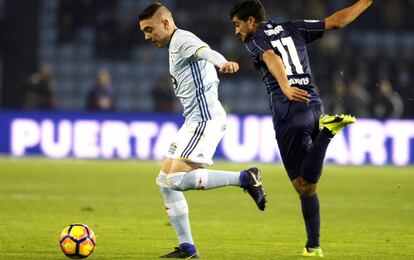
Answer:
[
  {"left": 175, "top": 33, "right": 209, "bottom": 59},
  {"left": 246, "top": 31, "right": 274, "bottom": 57},
  {"left": 292, "top": 19, "right": 325, "bottom": 43}
]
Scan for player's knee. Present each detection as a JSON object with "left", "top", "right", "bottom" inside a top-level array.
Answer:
[
  {"left": 166, "top": 172, "right": 188, "bottom": 191},
  {"left": 292, "top": 179, "right": 316, "bottom": 197},
  {"left": 299, "top": 184, "right": 316, "bottom": 197},
  {"left": 156, "top": 171, "right": 168, "bottom": 188}
]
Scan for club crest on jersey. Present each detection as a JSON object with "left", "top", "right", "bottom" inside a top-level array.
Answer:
[
  {"left": 264, "top": 25, "right": 284, "bottom": 36},
  {"left": 168, "top": 143, "right": 178, "bottom": 154}
]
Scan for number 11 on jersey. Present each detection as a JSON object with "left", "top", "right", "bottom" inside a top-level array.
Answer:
[{"left": 271, "top": 37, "right": 304, "bottom": 75}]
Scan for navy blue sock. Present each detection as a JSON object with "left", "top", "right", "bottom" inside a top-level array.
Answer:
[
  {"left": 300, "top": 194, "right": 320, "bottom": 248},
  {"left": 322, "top": 127, "right": 334, "bottom": 138},
  {"left": 239, "top": 171, "right": 249, "bottom": 189},
  {"left": 300, "top": 132, "right": 331, "bottom": 183},
  {"left": 179, "top": 243, "right": 197, "bottom": 254}
]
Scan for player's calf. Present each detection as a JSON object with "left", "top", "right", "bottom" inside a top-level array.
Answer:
[
  {"left": 164, "top": 168, "right": 267, "bottom": 210},
  {"left": 165, "top": 169, "right": 241, "bottom": 191}
]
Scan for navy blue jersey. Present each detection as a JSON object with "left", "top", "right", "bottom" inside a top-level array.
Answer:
[{"left": 245, "top": 19, "right": 325, "bottom": 105}]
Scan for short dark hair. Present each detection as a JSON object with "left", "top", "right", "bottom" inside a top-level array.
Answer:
[
  {"left": 139, "top": 2, "right": 163, "bottom": 21},
  {"left": 229, "top": 0, "right": 266, "bottom": 23}
]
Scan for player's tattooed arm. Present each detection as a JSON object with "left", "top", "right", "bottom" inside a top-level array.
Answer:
[
  {"left": 325, "top": 0, "right": 374, "bottom": 31},
  {"left": 262, "top": 50, "right": 310, "bottom": 103}
]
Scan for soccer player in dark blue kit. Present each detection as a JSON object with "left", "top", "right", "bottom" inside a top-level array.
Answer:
[{"left": 230, "top": 0, "right": 374, "bottom": 257}]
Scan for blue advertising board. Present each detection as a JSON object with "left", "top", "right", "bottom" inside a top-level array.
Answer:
[{"left": 1, "top": 110, "right": 414, "bottom": 165}]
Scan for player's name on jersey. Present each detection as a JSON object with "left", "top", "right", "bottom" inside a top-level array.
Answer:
[{"left": 264, "top": 25, "right": 284, "bottom": 36}]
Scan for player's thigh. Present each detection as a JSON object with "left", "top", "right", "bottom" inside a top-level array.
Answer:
[
  {"left": 276, "top": 109, "right": 314, "bottom": 180},
  {"left": 161, "top": 158, "right": 173, "bottom": 173},
  {"left": 164, "top": 118, "right": 226, "bottom": 169},
  {"left": 162, "top": 159, "right": 202, "bottom": 173}
]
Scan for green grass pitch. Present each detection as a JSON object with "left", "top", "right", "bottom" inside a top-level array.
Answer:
[{"left": 0, "top": 158, "right": 413, "bottom": 259}]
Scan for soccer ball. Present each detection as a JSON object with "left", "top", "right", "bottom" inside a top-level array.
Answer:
[{"left": 59, "top": 224, "right": 96, "bottom": 259}]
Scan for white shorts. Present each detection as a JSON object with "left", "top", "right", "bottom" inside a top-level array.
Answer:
[{"left": 165, "top": 117, "right": 226, "bottom": 166}]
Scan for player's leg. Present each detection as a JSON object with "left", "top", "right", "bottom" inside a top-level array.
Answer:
[
  {"left": 300, "top": 105, "right": 356, "bottom": 183},
  {"left": 157, "top": 119, "right": 266, "bottom": 258},
  {"left": 167, "top": 161, "right": 261, "bottom": 190},
  {"left": 294, "top": 106, "right": 354, "bottom": 256},
  {"left": 275, "top": 107, "right": 323, "bottom": 256},
  {"left": 291, "top": 177, "right": 323, "bottom": 257},
  {"left": 157, "top": 121, "right": 205, "bottom": 258},
  {"left": 157, "top": 158, "right": 199, "bottom": 259},
  {"left": 289, "top": 107, "right": 327, "bottom": 256},
  {"left": 157, "top": 158, "right": 265, "bottom": 259},
  {"left": 166, "top": 160, "right": 241, "bottom": 190},
  {"left": 166, "top": 119, "right": 266, "bottom": 209}
]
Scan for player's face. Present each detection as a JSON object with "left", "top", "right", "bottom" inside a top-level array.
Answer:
[
  {"left": 139, "top": 18, "right": 169, "bottom": 48},
  {"left": 232, "top": 16, "right": 255, "bottom": 42}
]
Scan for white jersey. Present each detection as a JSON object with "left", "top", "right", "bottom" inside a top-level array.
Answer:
[{"left": 168, "top": 29, "right": 226, "bottom": 122}]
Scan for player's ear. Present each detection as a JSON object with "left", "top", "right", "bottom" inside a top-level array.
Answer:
[
  {"left": 162, "top": 19, "right": 169, "bottom": 30},
  {"left": 247, "top": 16, "right": 256, "bottom": 26}
]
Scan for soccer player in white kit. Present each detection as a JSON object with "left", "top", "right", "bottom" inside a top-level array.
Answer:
[{"left": 139, "top": 2, "right": 266, "bottom": 258}]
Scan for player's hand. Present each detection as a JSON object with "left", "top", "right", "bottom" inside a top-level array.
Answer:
[
  {"left": 219, "top": 62, "right": 239, "bottom": 74},
  {"left": 283, "top": 86, "right": 310, "bottom": 103}
]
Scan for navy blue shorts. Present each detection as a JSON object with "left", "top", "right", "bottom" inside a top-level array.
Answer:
[{"left": 271, "top": 101, "right": 324, "bottom": 181}]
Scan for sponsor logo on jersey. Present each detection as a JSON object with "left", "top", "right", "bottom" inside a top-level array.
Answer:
[
  {"left": 288, "top": 76, "right": 310, "bottom": 86},
  {"left": 264, "top": 25, "right": 284, "bottom": 36}
]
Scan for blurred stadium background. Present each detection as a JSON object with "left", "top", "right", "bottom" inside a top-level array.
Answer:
[
  {"left": 0, "top": 0, "right": 413, "bottom": 115},
  {"left": 0, "top": 1, "right": 414, "bottom": 259}
]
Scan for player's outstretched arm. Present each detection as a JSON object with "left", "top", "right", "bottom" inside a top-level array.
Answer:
[
  {"left": 196, "top": 47, "right": 239, "bottom": 74},
  {"left": 262, "top": 50, "right": 310, "bottom": 103},
  {"left": 325, "top": 0, "right": 374, "bottom": 31}
]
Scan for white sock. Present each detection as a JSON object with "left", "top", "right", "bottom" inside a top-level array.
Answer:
[
  {"left": 166, "top": 169, "right": 241, "bottom": 191},
  {"left": 156, "top": 171, "right": 194, "bottom": 245}
]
